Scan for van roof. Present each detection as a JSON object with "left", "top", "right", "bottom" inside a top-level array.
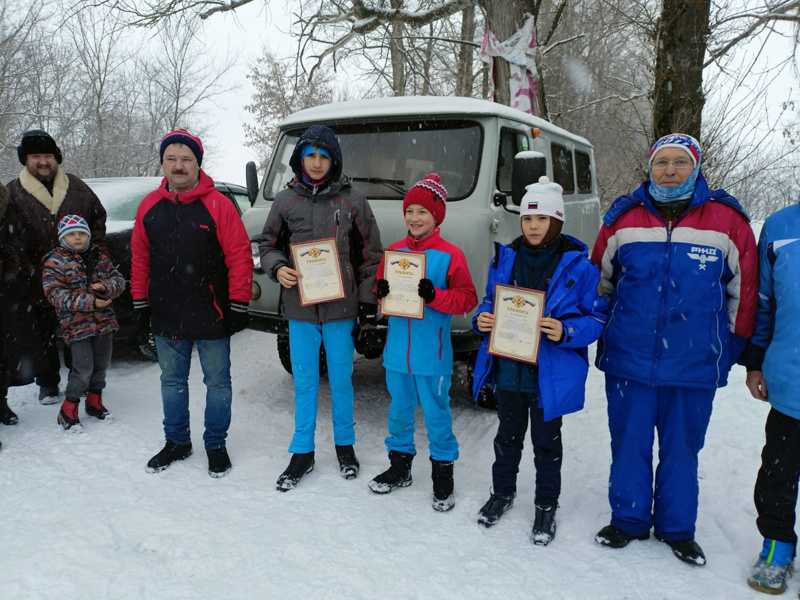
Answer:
[{"left": 281, "top": 96, "right": 593, "bottom": 148}]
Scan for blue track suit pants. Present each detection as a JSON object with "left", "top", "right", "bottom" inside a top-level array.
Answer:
[
  {"left": 606, "top": 375, "right": 714, "bottom": 541},
  {"left": 384, "top": 370, "right": 458, "bottom": 461},
  {"left": 288, "top": 319, "right": 356, "bottom": 453}
]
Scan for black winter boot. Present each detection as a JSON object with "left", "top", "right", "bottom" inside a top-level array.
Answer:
[
  {"left": 335, "top": 444, "right": 360, "bottom": 479},
  {"left": 656, "top": 535, "right": 706, "bottom": 566},
  {"left": 595, "top": 524, "right": 650, "bottom": 549},
  {"left": 276, "top": 451, "right": 315, "bottom": 491},
  {"left": 0, "top": 396, "right": 18, "bottom": 425},
  {"left": 207, "top": 447, "right": 232, "bottom": 478},
  {"left": 531, "top": 505, "right": 557, "bottom": 546},
  {"left": 368, "top": 450, "right": 413, "bottom": 494},
  {"left": 431, "top": 458, "right": 455, "bottom": 512},
  {"left": 477, "top": 492, "right": 514, "bottom": 527},
  {"left": 146, "top": 440, "right": 193, "bottom": 473}
]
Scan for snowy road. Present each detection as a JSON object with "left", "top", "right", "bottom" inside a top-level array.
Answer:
[{"left": 0, "top": 330, "right": 774, "bottom": 599}]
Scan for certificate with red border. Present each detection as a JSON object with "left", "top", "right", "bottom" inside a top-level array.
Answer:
[
  {"left": 290, "top": 238, "right": 346, "bottom": 306},
  {"left": 487, "top": 283, "right": 546, "bottom": 364},
  {"left": 380, "top": 249, "right": 427, "bottom": 320}
]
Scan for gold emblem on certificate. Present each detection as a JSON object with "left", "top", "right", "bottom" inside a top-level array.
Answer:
[
  {"left": 380, "top": 249, "right": 427, "bottom": 320},
  {"left": 290, "top": 238, "right": 346, "bottom": 306},
  {"left": 488, "top": 284, "right": 546, "bottom": 364}
]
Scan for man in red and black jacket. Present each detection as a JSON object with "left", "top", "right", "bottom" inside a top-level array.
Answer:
[{"left": 131, "top": 129, "right": 252, "bottom": 479}]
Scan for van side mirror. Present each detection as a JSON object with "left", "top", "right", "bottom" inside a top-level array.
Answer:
[
  {"left": 246, "top": 161, "right": 259, "bottom": 206},
  {"left": 512, "top": 153, "right": 547, "bottom": 206}
]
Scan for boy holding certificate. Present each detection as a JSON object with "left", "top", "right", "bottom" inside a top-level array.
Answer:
[
  {"left": 369, "top": 174, "right": 477, "bottom": 512},
  {"left": 471, "top": 176, "right": 607, "bottom": 544},
  {"left": 259, "top": 125, "right": 382, "bottom": 491}
]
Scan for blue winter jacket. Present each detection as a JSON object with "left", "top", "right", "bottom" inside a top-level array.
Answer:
[
  {"left": 741, "top": 203, "right": 800, "bottom": 419},
  {"left": 591, "top": 176, "right": 758, "bottom": 389},
  {"left": 471, "top": 235, "right": 608, "bottom": 421}
]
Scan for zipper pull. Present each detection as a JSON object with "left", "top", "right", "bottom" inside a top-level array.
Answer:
[{"left": 334, "top": 210, "right": 340, "bottom": 239}]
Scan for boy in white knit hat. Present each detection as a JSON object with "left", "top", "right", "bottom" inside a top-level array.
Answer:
[
  {"left": 471, "top": 175, "right": 608, "bottom": 544},
  {"left": 42, "top": 215, "right": 125, "bottom": 432}
]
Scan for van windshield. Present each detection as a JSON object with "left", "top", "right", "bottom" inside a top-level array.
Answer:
[{"left": 261, "top": 120, "right": 482, "bottom": 201}]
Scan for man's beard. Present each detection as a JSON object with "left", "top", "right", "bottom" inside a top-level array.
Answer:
[{"left": 29, "top": 165, "right": 57, "bottom": 183}]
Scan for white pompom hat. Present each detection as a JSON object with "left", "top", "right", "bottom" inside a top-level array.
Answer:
[{"left": 519, "top": 175, "right": 565, "bottom": 222}]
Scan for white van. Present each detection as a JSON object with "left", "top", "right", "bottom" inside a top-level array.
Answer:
[{"left": 241, "top": 96, "right": 599, "bottom": 374}]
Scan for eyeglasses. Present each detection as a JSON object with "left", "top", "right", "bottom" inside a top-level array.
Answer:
[{"left": 651, "top": 159, "right": 693, "bottom": 171}]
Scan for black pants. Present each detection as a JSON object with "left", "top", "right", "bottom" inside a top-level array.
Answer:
[
  {"left": 492, "top": 388, "right": 563, "bottom": 506},
  {"left": 32, "top": 303, "right": 61, "bottom": 389},
  {"left": 755, "top": 408, "right": 800, "bottom": 545}
]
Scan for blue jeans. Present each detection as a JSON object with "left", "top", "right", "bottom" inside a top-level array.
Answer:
[
  {"left": 606, "top": 375, "right": 714, "bottom": 540},
  {"left": 155, "top": 336, "right": 232, "bottom": 451},
  {"left": 288, "top": 319, "right": 356, "bottom": 453},
  {"left": 384, "top": 370, "right": 458, "bottom": 462}
]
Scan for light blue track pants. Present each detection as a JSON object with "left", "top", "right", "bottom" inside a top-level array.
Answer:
[
  {"left": 384, "top": 370, "right": 458, "bottom": 461},
  {"left": 288, "top": 319, "right": 356, "bottom": 453}
]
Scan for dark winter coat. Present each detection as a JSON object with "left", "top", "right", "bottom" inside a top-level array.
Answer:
[
  {"left": 6, "top": 168, "right": 106, "bottom": 305},
  {"left": 42, "top": 244, "right": 125, "bottom": 344},
  {"left": 130, "top": 170, "right": 253, "bottom": 340},
  {"left": 0, "top": 183, "right": 47, "bottom": 388},
  {"left": 259, "top": 126, "right": 382, "bottom": 324},
  {"left": 471, "top": 235, "right": 607, "bottom": 422}
]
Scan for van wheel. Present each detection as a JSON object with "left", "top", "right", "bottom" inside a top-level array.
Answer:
[
  {"left": 465, "top": 351, "right": 497, "bottom": 410},
  {"left": 276, "top": 334, "right": 328, "bottom": 376}
]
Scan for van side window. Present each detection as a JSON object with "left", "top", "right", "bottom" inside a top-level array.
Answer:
[
  {"left": 497, "top": 128, "right": 529, "bottom": 204},
  {"left": 551, "top": 142, "right": 575, "bottom": 194},
  {"left": 575, "top": 150, "right": 593, "bottom": 194}
]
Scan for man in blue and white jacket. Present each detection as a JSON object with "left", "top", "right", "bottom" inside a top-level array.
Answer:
[{"left": 740, "top": 201, "right": 800, "bottom": 594}]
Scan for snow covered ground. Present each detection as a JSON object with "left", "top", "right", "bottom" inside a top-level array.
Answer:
[{"left": 0, "top": 331, "right": 776, "bottom": 600}]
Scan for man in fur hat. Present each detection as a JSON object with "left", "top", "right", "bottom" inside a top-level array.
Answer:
[{"left": 5, "top": 129, "right": 107, "bottom": 405}]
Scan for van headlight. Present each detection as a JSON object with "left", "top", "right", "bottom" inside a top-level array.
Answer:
[{"left": 251, "top": 242, "right": 262, "bottom": 270}]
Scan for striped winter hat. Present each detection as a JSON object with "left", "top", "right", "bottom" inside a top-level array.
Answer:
[
  {"left": 160, "top": 128, "right": 204, "bottom": 166},
  {"left": 403, "top": 173, "right": 448, "bottom": 225},
  {"left": 648, "top": 133, "right": 702, "bottom": 168},
  {"left": 57, "top": 215, "right": 91, "bottom": 242}
]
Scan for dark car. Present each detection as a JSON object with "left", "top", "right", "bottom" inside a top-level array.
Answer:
[{"left": 84, "top": 177, "right": 249, "bottom": 351}]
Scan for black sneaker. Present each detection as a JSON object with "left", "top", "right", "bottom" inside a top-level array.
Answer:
[
  {"left": 477, "top": 493, "right": 514, "bottom": 527},
  {"left": 276, "top": 452, "right": 315, "bottom": 492},
  {"left": 531, "top": 505, "right": 557, "bottom": 546},
  {"left": 146, "top": 441, "right": 193, "bottom": 473},
  {"left": 368, "top": 451, "right": 414, "bottom": 494},
  {"left": 207, "top": 447, "right": 232, "bottom": 478},
  {"left": 335, "top": 445, "right": 360, "bottom": 479},
  {"left": 595, "top": 524, "right": 650, "bottom": 548},
  {"left": 656, "top": 536, "right": 706, "bottom": 566}
]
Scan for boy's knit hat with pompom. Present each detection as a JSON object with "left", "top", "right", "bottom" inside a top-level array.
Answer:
[{"left": 402, "top": 173, "right": 448, "bottom": 225}]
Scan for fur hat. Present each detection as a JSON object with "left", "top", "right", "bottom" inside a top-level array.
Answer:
[
  {"left": 520, "top": 176, "right": 565, "bottom": 222},
  {"left": 57, "top": 214, "right": 91, "bottom": 243},
  {"left": 17, "top": 130, "right": 62, "bottom": 165},
  {"left": 648, "top": 133, "right": 702, "bottom": 169},
  {"left": 403, "top": 173, "right": 448, "bottom": 225},
  {"left": 160, "top": 128, "right": 204, "bottom": 166}
]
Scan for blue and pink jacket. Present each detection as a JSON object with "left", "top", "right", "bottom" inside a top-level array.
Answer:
[
  {"left": 591, "top": 174, "right": 757, "bottom": 389},
  {"left": 379, "top": 228, "right": 477, "bottom": 376}
]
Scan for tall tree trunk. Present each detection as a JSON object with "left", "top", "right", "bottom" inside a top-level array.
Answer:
[
  {"left": 421, "top": 24, "right": 434, "bottom": 96},
  {"left": 455, "top": 6, "right": 476, "bottom": 97},
  {"left": 652, "top": 0, "right": 710, "bottom": 141},
  {"left": 480, "top": 0, "right": 527, "bottom": 106},
  {"left": 389, "top": 0, "right": 406, "bottom": 96}
]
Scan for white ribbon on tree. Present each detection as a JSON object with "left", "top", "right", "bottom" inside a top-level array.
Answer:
[{"left": 480, "top": 15, "right": 540, "bottom": 116}]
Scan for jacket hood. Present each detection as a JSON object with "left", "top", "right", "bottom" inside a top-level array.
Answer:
[
  {"left": 157, "top": 169, "right": 216, "bottom": 204},
  {"left": 289, "top": 125, "right": 344, "bottom": 183},
  {"left": 603, "top": 173, "right": 749, "bottom": 226}
]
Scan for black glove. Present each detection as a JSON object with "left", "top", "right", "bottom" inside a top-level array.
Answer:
[
  {"left": 418, "top": 279, "right": 436, "bottom": 303},
  {"left": 227, "top": 300, "right": 250, "bottom": 335},
  {"left": 133, "top": 301, "right": 158, "bottom": 361},
  {"left": 376, "top": 278, "right": 390, "bottom": 299}
]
